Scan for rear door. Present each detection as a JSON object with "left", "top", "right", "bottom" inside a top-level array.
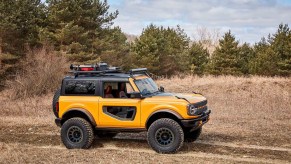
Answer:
[{"left": 98, "top": 80, "right": 141, "bottom": 128}]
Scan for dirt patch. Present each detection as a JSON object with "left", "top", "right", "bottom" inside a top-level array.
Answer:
[
  {"left": 0, "top": 76, "right": 290, "bottom": 163},
  {"left": 0, "top": 119, "right": 291, "bottom": 163}
]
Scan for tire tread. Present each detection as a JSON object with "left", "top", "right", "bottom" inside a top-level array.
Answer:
[
  {"left": 61, "top": 117, "right": 94, "bottom": 149},
  {"left": 147, "top": 118, "right": 184, "bottom": 153}
]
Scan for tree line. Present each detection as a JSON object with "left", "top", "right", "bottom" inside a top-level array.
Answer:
[{"left": 1, "top": 0, "right": 290, "bottom": 82}]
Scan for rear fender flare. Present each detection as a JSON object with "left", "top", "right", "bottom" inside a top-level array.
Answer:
[{"left": 61, "top": 108, "right": 96, "bottom": 127}]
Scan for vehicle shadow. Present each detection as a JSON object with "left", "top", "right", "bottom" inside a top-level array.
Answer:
[
  {"left": 1, "top": 128, "right": 241, "bottom": 154},
  {"left": 91, "top": 131, "right": 239, "bottom": 153},
  {"left": 91, "top": 132, "right": 149, "bottom": 149}
]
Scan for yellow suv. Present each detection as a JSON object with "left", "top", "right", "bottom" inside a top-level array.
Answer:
[{"left": 52, "top": 63, "right": 211, "bottom": 153}]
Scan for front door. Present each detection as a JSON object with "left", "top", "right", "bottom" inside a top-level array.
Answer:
[{"left": 98, "top": 81, "right": 141, "bottom": 128}]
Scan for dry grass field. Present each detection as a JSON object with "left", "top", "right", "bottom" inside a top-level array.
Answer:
[{"left": 0, "top": 76, "right": 290, "bottom": 163}]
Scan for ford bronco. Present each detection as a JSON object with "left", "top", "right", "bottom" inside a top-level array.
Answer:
[{"left": 52, "top": 63, "right": 211, "bottom": 153}]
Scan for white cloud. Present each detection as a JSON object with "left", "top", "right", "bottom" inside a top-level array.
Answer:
[{"left": 108, "top": 0, "right": 291, "bottom": 44}]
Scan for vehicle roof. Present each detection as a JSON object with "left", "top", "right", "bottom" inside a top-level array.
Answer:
[{"left": 63, "top": 73, "right": 147, "bottom": 81}]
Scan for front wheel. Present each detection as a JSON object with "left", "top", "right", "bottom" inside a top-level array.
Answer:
[
  {"left": 61, "top": 118, "right": 94, "bottom": 149},
  {"left": 147, "top": 118, "right": 184, "bottom": 153}
]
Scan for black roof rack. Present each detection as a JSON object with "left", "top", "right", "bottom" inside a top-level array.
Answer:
[
  {"left": 69, "top": 62, "right": 121, "bottom": 77},
  {"left": 68, "top": 63, "right": 151, "bottom": 78}
]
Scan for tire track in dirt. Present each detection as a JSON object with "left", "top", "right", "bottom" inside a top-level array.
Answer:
[
  {"left": 1, "top": 142, "right": 289, "bottom": 164},
  {"left": 1, "top": 129, "right": 291, "bottom": 161},
  {"left": 195, "top": 140, "right": 291, "bottom": 153},
  {"left": 6, "top": 132, "right": 291, "bottom": 153},
  {"left": 114, "top": 134, "right": 291, "bottom": 153},
  {"left": 1, "top": 125, "right": 291, "bottom": 163}
]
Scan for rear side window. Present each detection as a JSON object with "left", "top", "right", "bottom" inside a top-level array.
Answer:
[{"left": 65, "top": 80, "right": 95, "bottom": 95}]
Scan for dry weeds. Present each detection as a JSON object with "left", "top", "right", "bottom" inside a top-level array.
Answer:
[
  {"left": 0, "top": 76, "right": 291, "bottom": 163},
  {"left": 6, "top": 48, "right": 66, "bottom": 99},
  {"left": 157, "top": 75, "right": 291, "bottom": 147}
]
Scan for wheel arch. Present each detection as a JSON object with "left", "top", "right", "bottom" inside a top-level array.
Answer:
[
  {"left": 145, "top": 109, "right": 183, "bottom": 129},
  {"left": 61, "top": 108, "right": 96, "bottom": 127}
]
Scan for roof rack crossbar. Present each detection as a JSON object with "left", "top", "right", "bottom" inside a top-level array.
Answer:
[
  {"left": 69, "top": 71, "right": 105, "bottom": 74},
  {"left": 129, "top": 68, "right": 148, "bottom": 75},
  {"left": 70, "top": 64, "right": 98, "bottom": 71},
  {"left": 128, "top": 68, "right": 150, "bottom": 79},
  {"left": 69, "top": 71, "right": 104, "bottom": 78}
]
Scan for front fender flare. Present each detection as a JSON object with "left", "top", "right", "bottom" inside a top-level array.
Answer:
[{"left": 145, "top": 109, "right": 183, "bottom": 128}]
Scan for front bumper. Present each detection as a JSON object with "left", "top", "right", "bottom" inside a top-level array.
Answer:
[{"left": 181, "top": 109, "right": 211, "bottom": 128}]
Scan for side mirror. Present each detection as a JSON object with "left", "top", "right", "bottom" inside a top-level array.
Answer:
[
  {"left": 128, "top": 92, "right": 142, "bottom": 98},
  {"left": 159, "top": 86, "right": 165, "bottom": 92}
]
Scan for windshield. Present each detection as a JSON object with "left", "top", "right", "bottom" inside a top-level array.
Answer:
[{"left": 135, "top": 78, "right": 159, "bottom": 96}]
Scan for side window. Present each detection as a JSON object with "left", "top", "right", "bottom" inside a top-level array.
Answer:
[
  {"left": 126, "top": 83, "right": 134, "bottom": 93},
  {"left": 103, "top": 82, "right": 133, "bottom": 98},
  {"left": 103, "top": 82, "right": 118, "bottom": 98},
  {"left": 103, "top": 106, "right": 136, "bottom": 120},
  {"left": 65, "top": 80, "right": 95, "bottom": 95}
]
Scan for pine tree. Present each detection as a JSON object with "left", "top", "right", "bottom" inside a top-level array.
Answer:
[
  {"left": 188, "top": 42, "right": 209, "bottom": 75},
  {"left": 238, "top": 43, "right": 255, "bottom": 74},
  {"left": 0, "top": 0, "right": 46, "bottom": 56},
  {"left": 0, "top": 0, "right": 46, "bottom": 81},
  {"left": 268, "top": 23, "right": 291, "bottom": 76},
  {"left": 43, "top": 0, "right": 119, "bottom": 63},
  {"left": 99, "top": 27, "right": 130, "bottom": 68},
  {"left": 133, "top": 24, "right": 190, "bottom": 76},
  {"left": 249, "top": 38, "right": 277, "bottom": 76},
  {"left": 207, "top": 31, "right": 242, "bottom": 75}
]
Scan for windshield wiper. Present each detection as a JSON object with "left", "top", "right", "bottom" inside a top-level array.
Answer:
[
  {"left": 152, "top": 90, "right": 160, "bottom": 95},
  {"left": 142, "top": 90, "right": 159, "bottom": 97},
  {"left": 142, "top": 92, "right": 152, "bottom": 96}
]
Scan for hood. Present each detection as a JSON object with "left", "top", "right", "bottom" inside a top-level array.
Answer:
[{"left": 153, "top": 92, "right": 206, "bottom": 104}]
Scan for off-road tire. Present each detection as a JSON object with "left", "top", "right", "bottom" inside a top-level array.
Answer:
[
  {"left": 61, "top": 118, "right": 94, "bottom": 149},
  {"left": 95, "top": 131, "right": 118, "bottom": 138},
  {"left": 52, "top": 89, "right": 61, "bottom": 118},
  {"left": 147, "top": 118, "right": 184, "bottom": 153},
  {"left": 184, "top": 127, "right": 202, "bottom": 142}
]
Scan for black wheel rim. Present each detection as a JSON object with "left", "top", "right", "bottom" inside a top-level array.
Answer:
[
  {"left": 67, "top": 126, "right": 83, "bottom": 143},
  {"left": 155, "top": 128, "right": 174, "bottom": 146}
]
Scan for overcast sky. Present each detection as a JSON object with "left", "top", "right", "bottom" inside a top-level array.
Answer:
[{"left": 107, "top": 0, "right": 291, "bottom": 44}]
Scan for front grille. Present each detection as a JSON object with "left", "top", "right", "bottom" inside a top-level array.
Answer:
[{"left": 194, "top": 106, "right": 208, "bottom": 115}]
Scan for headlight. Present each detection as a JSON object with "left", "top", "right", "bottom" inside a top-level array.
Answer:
[
  {"left": 187, "top": 104, "right": 208, "bottom": 116},
  {"left": 187, "top": 104, "right": 198, "bottom": 115}
]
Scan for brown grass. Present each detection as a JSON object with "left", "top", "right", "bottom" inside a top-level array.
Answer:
[
  {"left": 157, "top": 75, "right": 291, "bottom": 146},
  {"left": 0, "top": 90, "right": 53, "bottom": 117},
  {"left": 6, "top": 48, "right": 67, "bottom": 99},
  {"left": 0, "top": 76, "right": 291, "bottom": 163}
]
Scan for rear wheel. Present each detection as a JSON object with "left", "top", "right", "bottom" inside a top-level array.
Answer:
[
  {"left": 61, "top": 118, "right": 94, "bottom": 149},
  {"left": 184, "top": 127, "right": 202, "bottom": 142},
  {"left": 147, "top": 118, "right": 184, "bottom": 153}
]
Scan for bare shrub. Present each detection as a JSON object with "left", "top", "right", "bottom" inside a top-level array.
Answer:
[
  {"left": 193, "top": 26, "right": 221, "bottom": 55},
  {"left": 7, "top": 47, "right": 67, "bottom": 99}
]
